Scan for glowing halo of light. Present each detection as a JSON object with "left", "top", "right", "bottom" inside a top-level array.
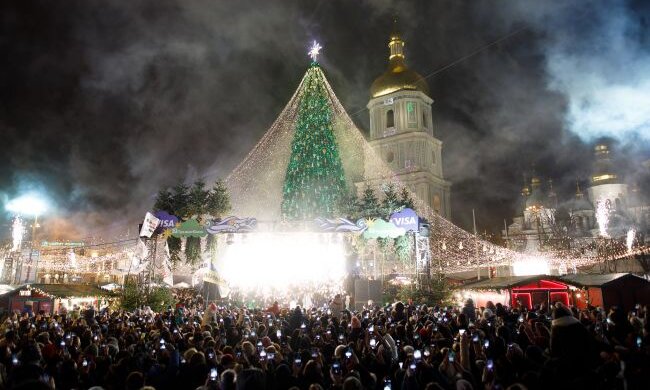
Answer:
[
  {"left": 6, "top": 193, "right": 49, "bottom": 217},
  {"left": 217, "top": 232, "right": 346, "bottom": 299},
  {"left": 512, "top": 256, "right": 550, "bottom": 276}
]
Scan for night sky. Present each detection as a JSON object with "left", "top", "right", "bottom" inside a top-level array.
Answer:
[{"left": 1, "top": 0, "right": 649, "bottom": 240}]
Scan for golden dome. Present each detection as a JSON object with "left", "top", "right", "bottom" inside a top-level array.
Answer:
[
  {"left": 591, "top": 142, "right": 619, "bottom": 184},
  {"left": 370, "top": 22, "right": 429, "bottom": 98}
]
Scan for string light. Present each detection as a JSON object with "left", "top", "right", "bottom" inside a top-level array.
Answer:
[
  {"left": 16, "top": 60, "right": 647, "bottom": 278},
  {"left": 221, "top": 61, "right": 649, "bottom": 274}
]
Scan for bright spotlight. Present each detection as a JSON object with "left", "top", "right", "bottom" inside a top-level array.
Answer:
[
  {"left": 512, "top": 256, "right": 550, "bottom": 276},
  {"left": 218, "top": 232, "right": 346, "bottom": 299},
  {"left": 6, "top": 193, "right": 49, "bottom": 217}
]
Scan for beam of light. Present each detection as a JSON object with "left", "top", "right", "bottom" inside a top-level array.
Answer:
[
  {"left": 595, "top": 201, "right": 611, "bottom": 237},
  {"left": 512, "top": 256, "right": 550, "bottom": 276},
  {"left": 11, "top": 217, "right": 25, "bottom": 252},
  {"left": 626, "top": 228, "right": 636, "bottom": 252},
  {"left": 6, "top": 193, "right": 49, "bottom": 217},
  {"left": 218, "top": 232, "right": 346, "bottom": 300}
]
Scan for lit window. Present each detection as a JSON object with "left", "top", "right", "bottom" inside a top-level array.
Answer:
[{"left": 406, "top": 102, "right": 416, "bottom": 127}]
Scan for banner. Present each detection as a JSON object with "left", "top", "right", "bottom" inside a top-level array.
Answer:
[
  {"left": 41, "top": 241, "right": 85, "bottom": 248},
  {"left": 362, "top": 219, "right": 406, "bottom": 239},
  {"left": 390, "top": 208, "right": 419, "bottom": 232},
  {"left": 171, "top": 219, "right": 207, "bottom": 238},
  {"left": 135, "top": 238, "right": 149, "bottom": 261},
  {"left": 315, "top": 217, "right": 367, "bottom": 232},
  {"left": 154, "top": 211, "right": 179, "bottom": 233},
  {"left": 162, "top": 242, "right": 174, "bottom": 286},
  {"left": 140, "top": 212, "right": 160, "bottom": 238},
  {"left": 206, "top": 216, "right": 257, "bottom": 234},
  {"left": 203, "top": 269, "right": 221, "bottom": 284}
]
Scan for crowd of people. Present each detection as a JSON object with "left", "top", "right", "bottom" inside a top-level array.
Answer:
[{"left": 0, "top": 289, "right": 648, "bottom": 390}]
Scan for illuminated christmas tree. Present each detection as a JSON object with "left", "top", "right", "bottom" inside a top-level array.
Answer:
[{"left": 281, "top": 43, "right": 348, "bottom": 220}]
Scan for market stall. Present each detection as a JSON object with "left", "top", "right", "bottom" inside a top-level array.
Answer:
[
  {"left": 457, "top": 275, "right": 571, "bottom": 309},
  {"left": 0, "top": 284, "right": 116, "bottom": 315},
  {"left": 560, "top": 273, "right": 650, "bottom": 310}
]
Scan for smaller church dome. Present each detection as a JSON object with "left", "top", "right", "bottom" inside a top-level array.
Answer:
[
  {"left": 370, "top": 22, "right": 430, "bottom": 98},
  {"left": 591, "top": 143, "right": 620, "bottom": 185}
]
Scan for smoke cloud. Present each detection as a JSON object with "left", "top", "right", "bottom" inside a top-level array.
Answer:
[{"left": 1, "top": 0, "right": 648, "bottom": 240}]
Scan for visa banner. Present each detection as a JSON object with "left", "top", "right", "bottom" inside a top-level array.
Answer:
[{"left": 389, "top": 208, "right": 419, "bottom": 232}]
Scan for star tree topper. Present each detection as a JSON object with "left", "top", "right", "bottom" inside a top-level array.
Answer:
[{"left": 308, "top": 41, "right": 322, "bottom": 62}]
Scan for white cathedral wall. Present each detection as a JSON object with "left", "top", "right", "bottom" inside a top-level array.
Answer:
[{"left": 587, "top": 183, "right": 628, "bottom": 210}]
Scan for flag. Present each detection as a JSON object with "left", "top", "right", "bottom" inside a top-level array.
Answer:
[
  {"left": 140, "top": 212, "right": 160, "bottom": 238},
  {"left": 135, "top": 238, "right": 149, "bottom": 260},
  {"left": 162, "top": 241, "right": 174, "bottom": 286}
]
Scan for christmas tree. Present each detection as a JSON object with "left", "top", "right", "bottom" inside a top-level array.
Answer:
[
  {"left": 281, "top": 47, "right": 348, "bottom": 220},
  {"left": 359, "top": 185, "right": 380, "bottom": 219}
]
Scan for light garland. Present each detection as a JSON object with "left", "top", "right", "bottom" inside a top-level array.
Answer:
[
  {"left": 18, "top": 63, "right": 646, "bottom": 277},
  {"left": 221, "top": 62, "right": 650, "bottom": 274}
]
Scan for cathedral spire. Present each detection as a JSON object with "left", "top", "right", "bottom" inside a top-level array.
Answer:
[
  {"left": 575, "top": 179, "right": 584, "bottom": 198},
  {"left": 389, "top": 18, "right": 405, "bottom": 60}
]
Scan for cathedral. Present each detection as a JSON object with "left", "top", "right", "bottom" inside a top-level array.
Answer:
[
  {"left": 362, "top": 22, "right": 451, "bottom": 218},
  {"left": 504, "top": 143, "right": 650, "bottom": 253}
]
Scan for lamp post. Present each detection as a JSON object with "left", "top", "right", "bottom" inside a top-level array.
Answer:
[{"left": 6, "top": 194, "right": 48, "bottom": 284}]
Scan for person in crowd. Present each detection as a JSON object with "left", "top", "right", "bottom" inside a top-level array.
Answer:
[
  {"left": 330, "top": 294, "right": 344, "bottom": 319},
  {"left": 0, "top": 285, "right": 647, "bottom": 390},
  {"left": 461, "top": 299, "right": 476, "bottom": 322}
]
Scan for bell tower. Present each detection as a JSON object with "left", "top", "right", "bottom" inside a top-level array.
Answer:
[{"left": 366, "top": 20, "right": 451, "bottom": 217}]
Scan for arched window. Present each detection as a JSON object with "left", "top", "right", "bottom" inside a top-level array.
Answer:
[
  {"left": 422, "top": 111, "right": 427, "bottom": 128},
  {"left": 386, "top": 151, "right": 394, "bottom": 163},
  {"left": 386, "top": 109, "right": 394, "bottom": 128},
  {"left": 433, "top": 195, "right": 441, "bottom": 213}
]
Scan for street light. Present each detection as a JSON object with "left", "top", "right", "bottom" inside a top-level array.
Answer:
[
  {"left": 6, "top": 194, "right": 48, "bottom": 217},
  {"left": 5, "top": 193, "right": 49, "bottom": 284}
]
